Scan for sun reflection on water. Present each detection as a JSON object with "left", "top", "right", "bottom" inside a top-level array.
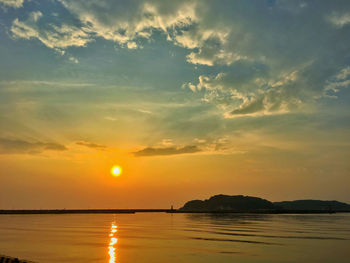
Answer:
[{"left": 108, "top": 223, "right": 118, "bottom": 263}]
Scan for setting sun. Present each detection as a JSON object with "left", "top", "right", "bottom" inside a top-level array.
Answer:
[{"left": 111, "top": 166, "right": 122, "bottom": 177}]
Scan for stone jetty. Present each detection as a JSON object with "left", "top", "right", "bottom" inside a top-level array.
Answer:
[{"left": 0, "top": 255, "right": 35, "bottom": 263}]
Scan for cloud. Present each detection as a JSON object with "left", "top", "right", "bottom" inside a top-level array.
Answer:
[
  {"left": 5, "top": 0, "right": 350, "bottom": 120},
  {"left": 173, "top": 25, "right": 244, "bottom": 66},
  {"left": 0, "top": 80, "right": 95, "bottom": 93},
  {"left": 327, "top": 12, "right": 350, "bottom": 27},
  {"left": 58, "top": 0, "right": 197, "bottom": 49},
  {"left": 187, "top": 49, "right": 245, "bottom": 66},
  {"left": 68, "top": 56, "right": 79, "bottom": 64},
  {"left": 335, "top": 67, "right": 350, "bottom": 80},
  {"left": 11, "top": 11, "right": 92, "bottom": 53},
  {"left": 180, "top": 1, "right": 350, "bottom": 116},
  {"left": 324, "top": 66, "right": 350, "bottom": 97},
  {"left": 76, "top": 140, "right": 106, "bottom": 150},
  {"left": 138, "top": 109, "right": 152, "bottom": 114},
  {"left": 183, "top": 65, "right": 306, "bottom": 117},
  {"left": 0, "top": 0, "right": 25, "bottom": 8},
  {"left": 9, "top": 0, "right": 238, "bottom": 66},
  {"left": 104, "top": 116, "right": 117, "bottom": 121},
  {"left": 133, "top": 145, "right": 200, "bottom": 157},
  {"left": 0, "top": 137, "right": 67, "bottom": 154},
  {"left": 132, "top": 136, "right": 247, "bottom": 157}
]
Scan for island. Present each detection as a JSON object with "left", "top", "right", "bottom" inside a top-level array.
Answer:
[{"left": 179, "top": 194, "right": 350, "bottom": 213}]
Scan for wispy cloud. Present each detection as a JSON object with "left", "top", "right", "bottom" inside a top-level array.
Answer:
[
  {"left": 76, "top": 140, "right": 106, "bottom": 150},
  {"left": 183, "top": 68, "right": 303, "bottom": 118},
  {"left": 11, "top": 11, "right": 92, "bottom": 54},
  {"left": 327, "top": 12, "right": 350, "bottom": 27},
  {"left": 59, "top": 0, "right": 197, "bottom": 49},
  {"left": 0, "top": 137, "right": 67, "bottom": 154},
  {"left": 0, "top": 80, "right": 95, "bottom": 95},
  {"left": 133, "top": 145, "right": 200, "bottom": 157},
  {"left": 0, "top": 0, "right": 25, "bottom": 8}
]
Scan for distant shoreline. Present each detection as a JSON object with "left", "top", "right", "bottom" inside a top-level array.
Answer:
[{"left": 1, "top": 209, "right": 350, "bottom": 215}]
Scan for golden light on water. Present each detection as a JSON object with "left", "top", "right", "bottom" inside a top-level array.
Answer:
[
  {"left": 111, "top": 166, "right": 122, "bottom": 177},
  {"left": 108, "top": 223, "right": 118, "bottom": 263}
]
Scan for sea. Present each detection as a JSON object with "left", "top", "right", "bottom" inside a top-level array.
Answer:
[{"left": 0, "top": 213, "right": 349, "bottom": 262}]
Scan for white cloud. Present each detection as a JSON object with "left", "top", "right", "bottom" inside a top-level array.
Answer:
[
  {"left": 335, "top": 66, "right": 350, "bottom": 80},
  {"left": 184, "top": 69, "right": 304, "bottom": 118},
  {"left": 187, "top": 49, "right": 245, "bottom": 66},
  {"left": 324, "top": 66, "right": 350, "bottom": 97},
  {"left": 104, "top": 116, "right": 117, "bottom": 121},
  {"left": 269, "top": 71, "right": 298, "bottom": 88},
  {"left": 68, "top": 56, "right": 79, "bottom": 64},
  {"left": 0, "top": 0, "right": 25, "bottom": 8},
  {"left": 127, "top": 41, "right": 138, "bottom": 49},
  {"left": 10, "top": 0, "right": 204, "bottom": 58},
  {"left": 11, "top": 12, "right": 92, "bottom": 53},
  {"left": 173, "top": 26, "right": 245, "bottom": 66},
  {"left": 6, "top": 0, "right": 350, "bottom": 116},
  {"left": 59, "top": 0, "right": 197, "bottom": 49},
  {"left": 138, "top": 109, "right": 152, "bottom": 114},
  {"left": 8, "top": 1, "right": 244, "bottom": 66},
  {"left": 327, "top": 12, "right": 350, "bottom": 27}
]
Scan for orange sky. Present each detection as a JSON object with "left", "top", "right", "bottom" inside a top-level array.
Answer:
[{"left": 1, "top": 0, "right": 350, "bottom": 208}]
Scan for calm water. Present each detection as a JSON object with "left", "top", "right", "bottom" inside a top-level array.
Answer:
[{"left": 0, "top": 213, "right": 350, "bottom": 262}]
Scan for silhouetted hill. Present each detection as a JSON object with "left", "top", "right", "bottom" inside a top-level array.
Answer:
[
  {"left": 274, "top": 200, "right": 350, "bottom": 211},
  {"left": 180, "top": 195, "right": 350, "bottom": 212},
  {"left": 180, "top": 195, "right": 275, "bottom": 212}
]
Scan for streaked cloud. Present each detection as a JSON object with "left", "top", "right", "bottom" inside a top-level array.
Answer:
[
  {"left": 133, "top": 145, "right": 200, "bottom": 157},
  {"left": 76, "top": 140, "right": 106, "bottom": 150},
  {"left": 0, "top": 137, "right": 67, "bottom": 154},
  {"left": 138, "top": 109, "right": 152, "bottom": 114}
]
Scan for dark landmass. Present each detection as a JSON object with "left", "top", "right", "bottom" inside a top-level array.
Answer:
[
  {"left": 181, "top": 194, "right": 275, "bottom": 212},
  {"left": 0, "top": 209, "right": 172, "bottom": 215},
  {"left": 180, "top": 194, "right": 350, "bottom": 213},
  {"left": 274, "top": 200, "right": 350, "bottom": 211}
]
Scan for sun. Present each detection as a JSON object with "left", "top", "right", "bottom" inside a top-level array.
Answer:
[{"left": 111, "top": 165, "right": 122, "bottom": 177}]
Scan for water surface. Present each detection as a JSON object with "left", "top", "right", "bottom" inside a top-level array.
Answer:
[{"left": 0, "top": 213, "right": 349, "bottom": 262}]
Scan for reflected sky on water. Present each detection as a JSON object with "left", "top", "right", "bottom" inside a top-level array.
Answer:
[{"left": 0, "top": 213, "right": 349, "bottom": 262}]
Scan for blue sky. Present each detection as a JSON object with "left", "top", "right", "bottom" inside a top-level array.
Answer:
[{"left": 0, "top": 0, "right": 350, "bottom": 208}]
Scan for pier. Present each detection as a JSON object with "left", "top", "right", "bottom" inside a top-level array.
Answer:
[{"left": 0, "top": 255, "right": 35, "bottom": 263}]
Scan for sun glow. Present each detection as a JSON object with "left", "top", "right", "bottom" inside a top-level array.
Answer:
[{"left": 111, "top": 165, "right": 122, "bottom": 177}]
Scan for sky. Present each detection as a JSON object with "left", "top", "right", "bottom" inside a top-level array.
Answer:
[{"left": 0, "top": 0, "right": 350, "bottom": 209}]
